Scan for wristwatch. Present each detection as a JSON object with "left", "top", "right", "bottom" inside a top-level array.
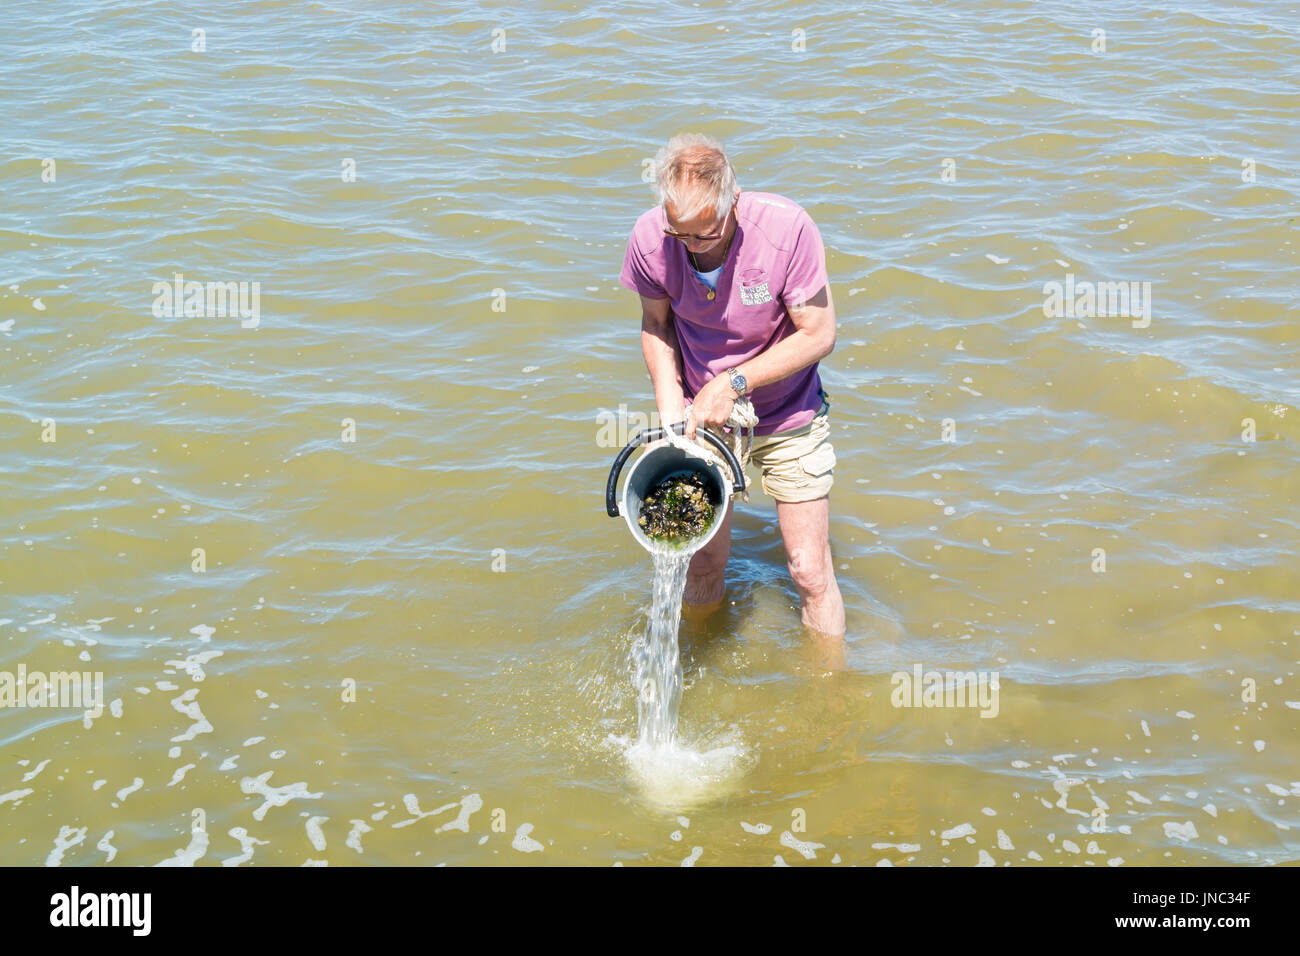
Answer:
[{"left": 726, "top": 367, "right": 748, "bottom": 397}]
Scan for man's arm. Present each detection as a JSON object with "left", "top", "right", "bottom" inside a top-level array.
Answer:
[
  {"left": 734, "top": 285, "right": 836, "bottom": 392},
  {"left": 687, "top": 285, "right": 836, "bottom": 436},
  {"left": 639, "top": 294, "right": 688, "bottom": 429}
]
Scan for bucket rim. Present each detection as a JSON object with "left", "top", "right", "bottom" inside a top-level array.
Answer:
[{"left": 619, "top": 445, "right": 733, "bottom": 555}]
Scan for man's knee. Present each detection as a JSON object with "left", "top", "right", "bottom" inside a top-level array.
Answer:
[
  {"left": 687, "top": 502, "right": 734, "bottom": 580},
  {"left": 787, "top": 545, "right": 831, "bottom": 596},
  {"left": 690, "top": 539, "right": 729, "bottom": 579}
]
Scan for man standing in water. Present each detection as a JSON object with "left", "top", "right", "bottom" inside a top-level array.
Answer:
[{"left": 620, "top": 133, "right": 846, "bottom": 643}]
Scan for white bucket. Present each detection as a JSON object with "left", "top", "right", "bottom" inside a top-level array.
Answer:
[{"left": 605, "top": 424, "right": 747, "bottom": 555}]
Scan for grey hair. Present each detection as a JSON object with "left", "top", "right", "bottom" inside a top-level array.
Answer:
[{"left": 652, "top": 133, "right": 740, "bottom": 221}]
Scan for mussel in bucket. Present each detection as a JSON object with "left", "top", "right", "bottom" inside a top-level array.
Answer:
[{"left": 636, "top": 471, "right": 718, "bottom": 546}]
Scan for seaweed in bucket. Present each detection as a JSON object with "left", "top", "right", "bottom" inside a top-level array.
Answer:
[{"left": 637, "top": 471, "right": 718, "bottom": 546}]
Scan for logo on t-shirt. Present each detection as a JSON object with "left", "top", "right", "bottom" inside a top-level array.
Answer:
[{"left": 739, "top": 268, "right": 772, "bottom": 306}]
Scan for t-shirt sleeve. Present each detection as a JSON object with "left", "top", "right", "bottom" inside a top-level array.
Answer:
[
  {"left": 783, "top": 211, "right": 829, "bottom": 308},
  {"left": 620, "top": 232, "right": 669, "bottom": 299}
]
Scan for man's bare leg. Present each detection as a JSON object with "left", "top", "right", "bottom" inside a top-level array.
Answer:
[
  {"left": 775, "top": 495, "right": 846, "bottom": 640},
  {"left": 681, "top": 499, "right": 735, "bottom": 617}
]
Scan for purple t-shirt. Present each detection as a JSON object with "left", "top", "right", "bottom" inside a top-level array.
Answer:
[{"left": 619, "top": 190, "right": 830, "bottom": 436}]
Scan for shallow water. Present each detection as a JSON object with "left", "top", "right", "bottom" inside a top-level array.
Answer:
[{"left": 1, "top": 0, "right": 1297, "bottom": 865}]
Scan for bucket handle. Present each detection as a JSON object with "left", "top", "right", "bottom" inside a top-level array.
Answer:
[{"left": 605, "top": 422, "right": 746, "bottom": 517}]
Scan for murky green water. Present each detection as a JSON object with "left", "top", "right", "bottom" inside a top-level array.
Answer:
[{"left": 2, "top": 0, "right": 1297, "bottom": 865}]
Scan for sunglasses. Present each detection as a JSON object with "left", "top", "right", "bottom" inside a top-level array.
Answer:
[{"left": 663, "top": 207, "right": 732, "bottom": 243}]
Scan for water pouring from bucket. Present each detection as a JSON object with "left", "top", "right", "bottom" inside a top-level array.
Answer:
[
  {"left": 603, "top": 422, "right": 754, "bottom": 790},
  {"left": 605, "top": 422, "right": 746, "bottom": 555}
]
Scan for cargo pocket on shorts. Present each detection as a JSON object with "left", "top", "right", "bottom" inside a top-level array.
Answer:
[{"left": 796, "top": 443, "right": 836, "bottom": 484}]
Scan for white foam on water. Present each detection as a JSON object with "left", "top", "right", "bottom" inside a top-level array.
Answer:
[
  {"left": 1052, "top": 776, "right": 1089, "bottom": 816},
  {"left": 434, "top": 793, "right": 482, "bottom": 833},
  {"left": 166, "top": 764, "right": 195, "bottom": 787},
  {"left": 169, "top": 688, "right": 213, "bottom": 742},
  {"left": 391, "top": 793, "right": 457, "bottom": 829},
  {"left": 165, "top": 650, "right": 223, "bottom": 683},
  {"left": 222, "top": 827, "right": 268, "bottom": 866},
  {"left": 512, "top": 823, "right": 543, "bottom": 853},
  {"left": 780, "top": 830, "right": 825, "bottom": 860},
  {"left": 45, "top": 825, "right": 87, "bottom": 867},
  {"left": 346, "top": 819, "right": 372, "bottom": 853},
  {"left": 0, "top": 788, "right": 33, "bottom": 806},
  {"left": 741, "top": 821, "right": 771, "bottom": 835},
  {"left": 240, "top": 771, "right": 322, "bottom": 821},
  {"left": 940, "top": 823, "right": 975, "bottom": 841},
  {"left": 156, "top": 826, "right": 209, "bottom": 866},
  {"left": 1164, "top": 820, "right": 1198, "bottom": 842},
  {"left": 622, "top": 733, "right": 754, "bottom": 810},
  {"left": 115, "top": 777, "right": 143, "bottom": 802},
  {"left": 97, "top": 830, "right": 116, "bottom": 862},
  {"left": 21, "top": 759, "right": 50, "bottom": 783},
  {"left": 306, "top": 815, "right": 328, "bottom": 851},
  {"left": 681, "top": 846, "right": 703, "bottom": 867}
]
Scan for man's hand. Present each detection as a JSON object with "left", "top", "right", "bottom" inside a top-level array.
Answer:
[{"left": 685, "top": 373, "right": 737, "bottom": 441}]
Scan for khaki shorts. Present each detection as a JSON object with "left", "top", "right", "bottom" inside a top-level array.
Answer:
[{"left": 747, "top": 396, "right": 836, "bottom": 503}]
